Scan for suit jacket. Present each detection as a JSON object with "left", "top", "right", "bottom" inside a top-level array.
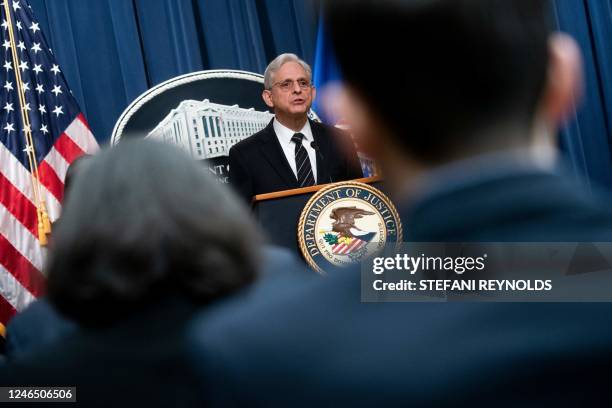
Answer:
[
  {"left": 0, "top": 246, "right": 308, "bottom": 405},
  {"left": 0, "top": 296, "right": 207, "bottom": 407},
  {"left": 188, "top": 168, "right": 612, "bottom": 407},
  {"left": 5, "top": 298, "right": 76, "bottom": 360},
  {"left": 229, "top": 119, "right": 363, "bottom": 202},
  {"left": 0, "top": 244, "right": 305, "bottom": 361}
]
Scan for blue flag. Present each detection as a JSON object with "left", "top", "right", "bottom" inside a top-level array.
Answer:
[
  {"left": 313, "top": 14, "right": 377, "bottom": 177},
  {"left": 312, "top": 13, "right": 341, "bottom": 124}
]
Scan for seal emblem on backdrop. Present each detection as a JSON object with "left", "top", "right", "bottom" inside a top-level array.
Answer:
[
  {"left": 111, "top": 70, "right": 319, "bottom": 184},
  {"left": 298, "top": 182, "right": 403, "bottom": 274}
]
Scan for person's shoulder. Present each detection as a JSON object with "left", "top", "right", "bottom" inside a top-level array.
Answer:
[
  {"left": 0, "top": 327, "right": 87, "bottom": 386},
  {"left": 6, "top": 298, "right": 76, "bottom": 359},
  {"left": 187, "top": 265, "right": 362, "bottom": 370},
  {"left": 568, "top": 185, "right": 612, "bottom": 239},
  {"left": 186, "top": 287, "right": 612, "bottom": 405},
  {"left": 408, "top": 169, "right": 612, "bottom": 241},
  {"left": 184, "top": 272, "right": 331, "bottom": 404},
  {"left": 310, "top": 120, "right": 356, "bottom": 157},
  {"left": 260, "top": 245, "right": 310, "bottom": 278},
  {"left": 310, "top": 119, "right": 339, "bottom": 136},
  {"left": 8, "top": 299, "right": 53, "bottom": 329},
  {"left": 189, "top": 269, "right": 327, "bottom": 341},
  {"left": 544, "top": 172, "right": 612, "bottom": 235}
]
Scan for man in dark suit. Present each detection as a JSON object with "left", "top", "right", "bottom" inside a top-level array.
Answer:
[
  {"left": 188, "top": 0, "right": 612, "bottom": 406},
  {"left": 229, "top": 53, "right": 362, "bottom": 202}
]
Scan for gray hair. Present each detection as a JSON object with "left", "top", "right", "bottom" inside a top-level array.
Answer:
[{"left": 263, "top": 53, "right": 312, "bottom": 90}]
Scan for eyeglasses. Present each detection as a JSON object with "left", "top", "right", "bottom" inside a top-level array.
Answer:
[{"left": 271, "top": 79, "right": 312, "bottom": 92}]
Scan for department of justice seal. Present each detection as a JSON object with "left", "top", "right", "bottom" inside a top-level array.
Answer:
[{"left": 298, "top": 181, "right": 403, "bottom": 274}]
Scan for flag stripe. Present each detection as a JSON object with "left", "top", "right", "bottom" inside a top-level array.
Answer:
[
  {"left": 347, "top": 239, "right": 364, "bottom": 253},
  {"left": 339, "top": 242, "right": 351, "bottom": 255},
  {"left": 0, "top": 142, "right": 62, "bottom": 221},
  {"left": 0, "top": 263, "right": 35, "bottom": 313},
  {"left": 38, "top": 160, "right": 64, "bottom": 203},
  {"left": 333, "top": 243, "right": 347, "bottom": 254},
  {"left": 66, "top": 114, "right": 99, "bottom": 154},
  {"left": 0, "top": 141, "right": 37, "bottom": 203},
  {"left": 0, "top": 203, "right": 44, "bottom": 270},
  {"left": 0, "top": 234, "right": 45, "bottom": 298},
  {"left": 352, "top": 239, "right": 365, "bottom": 253},
  {"left": 54, "top": 133, "right": 84, "bottom": 164},
  {"left": 0, "top": 172, "right": 38, "bottom": 236},
  {"left": 43, "top": 146, "right": 70, "bottom": 186},
  {"left": 43, "top": 190, "right": 62, "bottom": 223},
  {"left": 77, "top": 113, "right": 92, "bottom": 131},
  {"left": 333, "top": 238, "right": 366, "bottom": 255},
  {"left": 338, "top": 242, "right": 349, "bottom": 255}
]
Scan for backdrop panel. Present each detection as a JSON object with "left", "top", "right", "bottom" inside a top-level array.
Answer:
[
  {"left": 28, "top": 0, "right": 318, "bottom": 144},
  {"left": 26, "top": 0, "right": 612, "bottom": 190}
]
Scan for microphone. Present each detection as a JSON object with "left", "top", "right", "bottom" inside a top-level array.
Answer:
[
  {"left": 310, "top": 141, "right": 323, "bottom": 158},
  {"left": 311, "top": 141, "right": 332, "bottom": 184}
]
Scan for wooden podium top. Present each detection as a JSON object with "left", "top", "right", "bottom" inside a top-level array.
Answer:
[{"left": 252, "top": 176, "right": 382, "bottom": 203}]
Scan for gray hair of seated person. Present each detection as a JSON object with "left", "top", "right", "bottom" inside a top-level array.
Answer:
[{"left": 47, "top": 139, "right": 261, "bottom": 326}]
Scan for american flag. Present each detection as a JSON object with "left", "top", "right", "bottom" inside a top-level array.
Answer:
[{"left": 0, "top": 0, "right": 98, "bottom": 336}]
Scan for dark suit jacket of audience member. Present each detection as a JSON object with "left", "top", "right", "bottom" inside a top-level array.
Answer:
[
  {"left": 0, "top": 246, "right": 307, "bottom": 408},
  {"left": 5, "top": 298, "right": 76, "bottom": 361},
  {"left": 0, "top": 296, "right": 207, "bottom": 407},
  {"left": 188, "top": 168, "right": 612, "bottom": 407},
  {"left": 1, "top": 245, "right": 305, "bottom": 367},
  {"left": 229, "top": 119, "right": 363, "bottom": 202}
]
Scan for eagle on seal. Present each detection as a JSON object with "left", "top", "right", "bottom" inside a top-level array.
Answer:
[{"left": 330, "top": 206, "right": 375, "bottom": 238}]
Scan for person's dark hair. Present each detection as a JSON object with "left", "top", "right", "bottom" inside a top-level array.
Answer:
[
  {"left": 47, "top": 140, "right": 261, "bottom": 326},
  {"left": 326, "top": 0, "right": 554, "bottom": 163}
]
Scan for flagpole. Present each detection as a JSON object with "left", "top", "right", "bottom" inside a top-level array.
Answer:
[{"left": 2, "top": 0, "right": 51, "bottom": 245}]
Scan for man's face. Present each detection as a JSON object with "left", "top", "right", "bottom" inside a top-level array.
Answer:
[{"left": 263, "top": 61, "right": 316, "bottom": 117}]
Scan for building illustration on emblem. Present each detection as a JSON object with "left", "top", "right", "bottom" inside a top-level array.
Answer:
[{"left": 147, "top": 99, "right": 274, "bottom": 159}]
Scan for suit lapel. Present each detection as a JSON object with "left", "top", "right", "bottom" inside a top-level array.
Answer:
[
  {"left": 311, "top": 120, "right": 330, "bottom": 184},
  {"left": 259, "top": 120, "right": 299, "bottom": 188}
]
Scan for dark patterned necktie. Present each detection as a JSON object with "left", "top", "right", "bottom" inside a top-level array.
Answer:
[{"left": 292, "top": 133, "right": 315, "bottom": 187}]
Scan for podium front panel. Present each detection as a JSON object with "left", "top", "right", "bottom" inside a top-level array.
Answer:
[
  {"left": 253, "top": 193, "right": 311, "bottom": 253},
  {"left": 252, "top": 181, "right": 385, "bottom": 255}
]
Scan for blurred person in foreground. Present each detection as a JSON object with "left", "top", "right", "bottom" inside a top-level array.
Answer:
[
  {"left": 4, "top": 153, "right": 305, "bottom": 362},
  {"left": 0, "top": 140, "right": 261, "bottom": 407},
  {"left": 188, "top": 0, "right": 612, "bottom": 406}
]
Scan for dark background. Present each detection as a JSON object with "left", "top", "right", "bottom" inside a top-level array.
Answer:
[
  {"left": 28, "top": 0, "right": 319, "bottom": 143},
  {"left": 25, "top": 0, "right": 612, "bottom": 190}
]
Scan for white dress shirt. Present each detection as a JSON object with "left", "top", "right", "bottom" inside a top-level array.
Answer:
[{"left": 273, "top": 118, "right": 318, "bottom": 183}]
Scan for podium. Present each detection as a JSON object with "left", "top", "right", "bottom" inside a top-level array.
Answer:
[{"left": 252, "top": 176, "right": 382, "bottom": 254}]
